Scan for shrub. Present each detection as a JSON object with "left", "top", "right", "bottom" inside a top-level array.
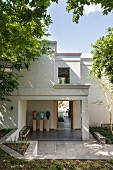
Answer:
[{"left": 90, "top": 127, "right": 113, "bottom": 144}]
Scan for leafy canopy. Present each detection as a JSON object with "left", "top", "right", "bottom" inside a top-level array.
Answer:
[
  {"left": 66, "top": 0, "right": 113, "bottom": 85},
  {"left": 66, "top": 0, "right": 113, "bottom": 23},
  {"left": 91, "top": 28, "right": 113, "bottom": 84},
  {"left": 0, "top": 0, "right": 57, "bottom": 101},
  {"left": 1, "top": 0, "right": 113, "bottom": 101}
]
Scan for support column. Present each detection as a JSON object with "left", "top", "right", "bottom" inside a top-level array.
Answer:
[
  {"left": 72, "top": 101, "right": 76, "bottom": 129},
  {"left": 54, "top": 101, "right": 58, "bottom": 129},
  {"left": 82, "top": 97, "right": 89, "bottom": 140}
]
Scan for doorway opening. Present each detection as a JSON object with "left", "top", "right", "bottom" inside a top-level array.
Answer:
[{"left": 57, "top": 101, "right": 71, "bottom": 129}]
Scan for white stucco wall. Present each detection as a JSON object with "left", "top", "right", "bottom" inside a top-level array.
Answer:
[
  {"left": 0, "top": 99, "right": 18, "bottom": 129},
  {"left": 17, "top": 43, "right": 56, "bottom": 95},
  {"left": 18, "top": 100, "right": 27, "bottom": 130},
  {"left": 13, "top": 48, "right": 89, "bottom": 98},
  {"left": 54, "top": 54, "right": 81, "bottom": 84},
  {"left": 26, "top": 100, "right": 54, "bottom": 129},
  {"left": 88, "top": 86, "right": 111, "bottom": 126},
  {"left": 1, "top": 41, "right": 111, "bottom": 132},
  {"left": 81, "top": 56, "right": 113, "bottom": 126}
]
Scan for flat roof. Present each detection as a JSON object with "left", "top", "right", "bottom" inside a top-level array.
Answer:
[{"left": 56, "top": 52, "right": 82, "bottom": 56}]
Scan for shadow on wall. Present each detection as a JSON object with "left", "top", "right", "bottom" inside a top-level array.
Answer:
[
  {"left": 55, "top": 56, "right": 82, "bottom": 84},
  {"left": 81, "top": 58, "right": 109, "bottom": 126},
  {"left": 66, "top": 62, "right": 81, "bottom": 84},
  {"left": 18, "top": 52, "right": 55, "bottom": 89},
  {"left": 0, "top": 102, "right": 17, "bottom": 129},
  {"left": 81, "top": 58, "right": 93, "bottom": 84}
]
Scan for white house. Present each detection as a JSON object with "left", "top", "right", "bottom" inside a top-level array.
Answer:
[{"left": 0, "top": 41, "right": 111, "bottom": 141}]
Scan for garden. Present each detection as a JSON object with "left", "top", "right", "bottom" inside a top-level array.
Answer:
[
  {"left": 1, "top": 128, "right": 113, "bottom": 169},
  {"left": 0, "top": 148, "right": 113, "bottom": 170},
  {"left": 90, "top": 126, "right": 113, "bottom": 144},
  {"left": 0, "top": 129, "right": 11, "bottom": 140}
]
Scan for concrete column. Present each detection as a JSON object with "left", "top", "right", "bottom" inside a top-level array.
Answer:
[
  {"left": 81, "top": 97, "right": 89, "bottom": 140},
  {"left": 18, "top": 100, "right": 27, "bottom": 130},
  {"left": 72, "top": 101, "right": 76, "bottom": 129}
]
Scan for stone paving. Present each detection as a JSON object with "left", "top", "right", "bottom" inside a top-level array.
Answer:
[
  {"left": 1, "top": 131, "right": 113, "bottom": 160},
  {"left": 36, "top": 134, "right": 113, "bottom": 159}
]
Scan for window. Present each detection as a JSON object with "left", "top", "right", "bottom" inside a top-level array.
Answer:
[{"left": 58, "top": 67, "right": 70, "bottom": 84}]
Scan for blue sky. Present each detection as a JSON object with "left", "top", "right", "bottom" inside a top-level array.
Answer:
[{"left": 48, "top": 0, "right": 113, "bottom": 53}]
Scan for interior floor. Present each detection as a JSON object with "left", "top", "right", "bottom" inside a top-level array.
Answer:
[{"left": 58, "top": 116, "right": 71, "bottom": 129}]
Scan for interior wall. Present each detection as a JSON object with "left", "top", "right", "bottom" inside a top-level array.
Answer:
[
  {"left": 72, "top": 100, "right": 81, "bottom": 129},
  {"left": 27, "top": 100, "right": 54, "bottom": 129},
  {"left": 75, "top": 100, "right": 81, "bottom": 129}
]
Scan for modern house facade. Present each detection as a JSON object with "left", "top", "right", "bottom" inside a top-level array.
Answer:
[{"left": 0, "top": 41, "right": 111, "bottom": 141}]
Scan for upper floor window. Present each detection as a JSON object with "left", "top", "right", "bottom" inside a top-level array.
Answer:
[{"left": 58, "top": 67, "right": 70, "bottom": 84}]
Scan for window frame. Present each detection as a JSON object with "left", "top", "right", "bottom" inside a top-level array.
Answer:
[{"left": 58, "top": 67, "right": 70, "bottom": 84}]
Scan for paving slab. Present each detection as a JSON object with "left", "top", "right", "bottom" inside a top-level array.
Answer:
[
  {"left": 35, "top": 134, "right": 113, "bottom": 159},
  {"left": 1, "top": 132, "right": 113, "bottom": 159}
]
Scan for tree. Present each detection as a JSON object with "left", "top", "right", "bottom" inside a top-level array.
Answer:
[
  {"left": 66, "top": 0, "right": 113, "bottom": 130},
  {"left": 66, "top": 0, "right": 113, "bottom": 23},
  {"left": 66, "top": 0, "right": 113, "bottom": 82},
  {"left": 91, "top": 75, "right": 113, "bottom": 132},
  {"left": 0, "top": 0, "right": 57, "bottom": 101},
  {"left": 90, "top": 28, "right": 113, "bottom": 132},
  {"left": 91, "top": 28, "right": 113, "bottom": 84}
]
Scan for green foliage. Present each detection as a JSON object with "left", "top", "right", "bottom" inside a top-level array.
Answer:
[
  {"left": 40, "top": 159, "right": 48, "bottom": 169},
  {"left": 66, "top": 1, "right": 113, "bottom": 131},
  {"left": 0, "top": 71, "right": 19, "bottom": 101},
  {"left": 90, "top": 127, "right": 113, "bottom": 144},
  {"left": 66, "top": 0, "right": 113, "bottom": 23},
  {"left": 1, "top": 0, "right": 112, "bottom": 101},
  {"left": 3, "top": 160, "right": 11, "bottom": 168},
  {"left": 0, "top": 0, "right": 57, "bottom": 101},
  {"left": 69, "top": 161, "right": 77, "bottom": 170},
  {"left": 19, "top": 159, "right": 27, "bottom": 164},
  {"left": 50, "top": 160, "right": 64, "bottom": 170},
  {"left": 0, "top": 148, "right": 10, "bottom": 158},
  {"left": 4, "top": 142, "right": 29, "bottom": 155},
  {"left": 0, "top": 150, "right": 113, "bottom": 170},
  {"left": 30, "top": 163, "right": 40, "bottom": 169},
  {"left": 91, "top": 28, "right": 113, "bottom": 84},
  {"left": 108, "top": 160, "right": 113, "bottom": 164},
  {"left": 10, "top": 158, "right": 18, "bottom": 164}
]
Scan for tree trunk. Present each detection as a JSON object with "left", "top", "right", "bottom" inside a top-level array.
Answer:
[{"left": 110, "top": 111, "right": 112, "bottom": 132}]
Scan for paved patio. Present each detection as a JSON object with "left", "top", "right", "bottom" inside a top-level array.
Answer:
[
  {"left": 28, "top": 129, "right": 82, "bottom": 141},
  {"left": 1, "top": 130, "right": 113, "bottom": 160},
  {"left": 31, "top": 133, "right": 113, "bottom": 159}
]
